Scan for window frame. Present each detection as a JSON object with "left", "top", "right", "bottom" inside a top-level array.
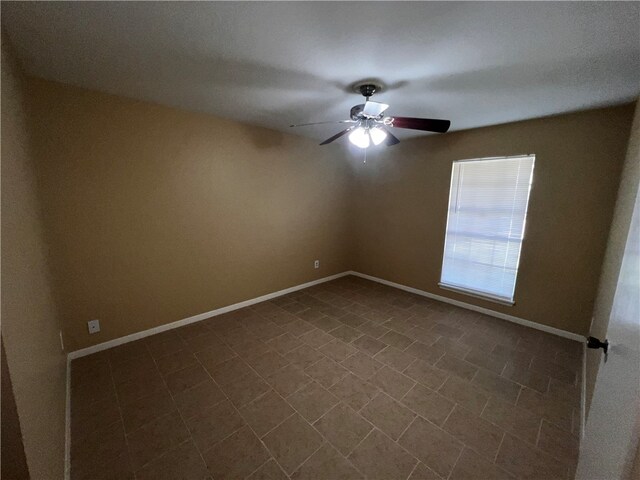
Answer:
[{"left": 438, "top": 154, "right": 536, "bottom": 306}]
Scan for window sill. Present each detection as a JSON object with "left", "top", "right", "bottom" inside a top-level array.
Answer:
[{"left": 438, "top": 283, "right": 515, "bottom": 306}]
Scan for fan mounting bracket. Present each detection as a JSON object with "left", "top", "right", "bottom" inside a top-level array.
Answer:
[{"left": 351, "top": 81, "right": 384, "bottom": 98}]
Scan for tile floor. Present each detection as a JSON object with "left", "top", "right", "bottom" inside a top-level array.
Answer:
[{"left": 70, "top": 275, "right": 582, "bottom": 480}]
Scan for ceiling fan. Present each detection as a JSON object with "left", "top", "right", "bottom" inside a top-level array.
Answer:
[{"left": 290, "top": 82, "right": 451, "bottom": 148}]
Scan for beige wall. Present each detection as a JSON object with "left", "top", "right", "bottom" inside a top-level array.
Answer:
[
  {"left": 350, "top": 105, "right": 634, "bottom": 335},
  {"left": 1, "top": 37, "right": 67, "bottom": 479},
  {"left": 25, "top": 78, "right": 352, "bottom": 351},
  {"left": 585, "top": 101, "right": 639, "bottom": 415}
]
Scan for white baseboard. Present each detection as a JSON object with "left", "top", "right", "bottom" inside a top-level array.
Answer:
[
  {"left": 581, "top": 342, "right": 587, "bottom": 438},
  {"left": 67, "top": 271, "right": 351, "bottom": 360},
  {"left": 349, "top": 271, "right": 586, "bottom": 343},
  {"left": 64, "top": 355, "right": 70, "bottom": 480}
]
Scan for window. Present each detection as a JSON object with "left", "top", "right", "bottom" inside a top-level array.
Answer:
[{"left": 439, "top": 155, "right": 535, "bottom": 305}]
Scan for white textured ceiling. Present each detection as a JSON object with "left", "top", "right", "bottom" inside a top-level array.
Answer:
[{"left": 3, "top": 1, "right": 639, "bottom": 141}]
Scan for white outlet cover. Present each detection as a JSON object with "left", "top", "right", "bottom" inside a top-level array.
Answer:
[
  {"left": 88, "top": 319, "right": 100, "bottom": 334},
  {"left": 314, "top": 260, "right": 320, "bottom": 269}
]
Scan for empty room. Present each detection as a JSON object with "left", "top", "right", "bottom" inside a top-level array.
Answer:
[{"left": 2, "top": 2, "right": 639, "bottom": 479}]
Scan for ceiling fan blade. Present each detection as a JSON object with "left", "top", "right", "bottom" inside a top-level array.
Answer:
[
  {"left": 389, "top": 116, "right": 451, "bottom": 133},
  {"left": 289, "top": 120, "right": 354, "bottom": 127},
  {"left": 319, "top": 127, "right": 354, "bottom": 145},
  {"left": 362, "top": 101, "right": 389, "bottom": 117},
  {"left": 383, "top": 128, "right": 401, "bottom": 146}
]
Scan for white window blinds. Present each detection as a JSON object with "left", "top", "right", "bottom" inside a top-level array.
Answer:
[{"left": 439, "top": 155, "right": 535, "bottom": 305}]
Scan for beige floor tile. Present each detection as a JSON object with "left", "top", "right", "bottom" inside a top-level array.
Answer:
[
  {"left": 147, "top": 337, "right": 188, "bottom": 359},
  {"left": 240, "top": 390, "right": 295, "bottom": 437},
  {"left": 374, "top": 346, "right": 416, "bottom": 371},
  {"left": 246, "top": 350, "right": 291, "bottom": 377},
  {"left": 313, "top": 403, "right": 373, "bottom": 456},
  {"left": 369, "top": 366, "right": 416, "bottom": 400},
  {"left": 232, "top": 338, "right": 272, "bottom": 360},
  {"left": 71, "top": 420, "right": 129, "bottom": 478},
  {"left": 298, "top": 328, "right": 334, "bottom": 348},
  {"left": 291, "top": 443, "right": 363, "bottom": 480},
  {"left": 404, "top": 359, "right": 449, "bottom": 390},
  {"left": 126, "top": 411, "right": 190, "bottom": 470},
  {"left": 481, "top": 397, "right": 542, "bottom": 445},
  {"left": 164, "top": 364, "right": 211, "bottom": 395},
  {"left": 464, "top": 348, "right": 508, "bottom": 375},
  {"left": 530, "top": 357, "right": 577, "bottom": 385},
  {"left": 503, "top": 360, "right": 550, "bottom": 393},
  {"left": 111, "top": 354, "right": 158, "bottom": 385},
  {"left": 304, "top": 356, "right": 349, "bottom": 389},
  {"left": 206, "top": 357, "right": 258, "bottom": 386},
  {"left": 195, "top": 344, "right": 237, "bottom": 371},
  {"left": 357, "top": 321, "right": 391, "bottom": 339},
  {"left": 222, "top": 373, "right": 271, "bottom": 409},
  {"left": 185, "top": 399, "right": 245, "bottom": 450},
  {"left": 155, "top": 349, "right": 198, "bottom": 376},
  {"left": 432, "top": 337, "right": 471, "bottom": 359},
  {"left": 287, "top": 382, "right": 339, "bottom": 422},
  {"left": 434, "top": 354, "right": 478, "bottom": 381},
  {"left": 331, "top": 324, "right": 364, "bottom": 343},
  {"left": 438, "top": 376, "right": 489, "bottom": 415},
  {"left": 379, "top": 330, "right": 414, "bottom": 350},
  {"left": 203, "top": 425, "right": 271, "bottom": 479},
  {"left": 266, "top": 363, "right": 312, "bottom": 397},
  {"left": 431, "top": 323, "right": 465, "bottom": 340},
  {"left": 516, "top": 387, "right": 573, "bottom": 432},
  {"left": 135, "top": 440, "right": 210, "bottom": 480},
  {"left": 71, "top": 396, "right": 121, "bottom": 440},
  {"left": 319, "top": 339, "right": 358, "bottom": 362},
  {"left": 341, "top": 351, "right": 384, "bottom": 380},
  {"left": 450, "top": 448, "right": 514, "bottom": 480},
  {"left": 349, "top": 429, "right": 417, "bottom": 480},
  {"left": 352, "top": 334, "right": 387, "bottom": 356},
  {"left": 329, "top": 373, "right": 380, "bottom": 410},
  {"left": 285, "top": 344, "right": 326, "bottom": 369},
  {"left": 495, "top": 433, "right": 566, "bottom": 479},
  {"left": 443, "top": 406, "right": 504, "bottom": 461},
  {"left": 405, "top": 341, "right": 446, "bottom": 365},
  {"left": 183, "top": 331, "right": 226, "bottom": 354},
  {"left": 263, "top": 414, "right": 323, "bottom": 474},
  {"left": 120, "top": 388, "right": 176, "bottom": 433},
  {"left": 408, "top": 462, "right": 442, "bottom": 479},
  {"left": 247, "top": 459, "right": 288, "bottom": 480},
  {"left": 267, "top": 332, "right": 304, "bottom": 355},
  {"left": 401, "top": 384, "right": 454, "bottom": 427},
  {"left": 360, "top": 392, "right": 416, "bottom": 440},
  {"left": 472, "top": 368, "right": 521, "bottom": 404},
  {"left": 281, "top": 319, "right": 315, "bottom": 337},
  {"left": 537, "top": 419, "right": 579, "bottom": 464},
  {"left": 173, "top": 379, "right": 226, "bottom": 420},
  {"left": 382, "top": 317, "right": 416, "bottom": 334},
  {"left": 115, "top": 370, "right": 168, "bottom": 405},
  {"left": 399, "top": 416, "right": 463, "bottom": 478}
]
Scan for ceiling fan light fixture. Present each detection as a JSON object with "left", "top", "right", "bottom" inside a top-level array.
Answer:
[
  {"left": 369, "top": 127, "right": 387, "bottom": 146},
  {"left": 348, "top": 127, "right": 370, "bottom": 148}
]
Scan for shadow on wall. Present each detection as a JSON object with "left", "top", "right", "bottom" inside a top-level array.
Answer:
[{"left": 239, "top": 123, "right": 285, "bottom": 149}]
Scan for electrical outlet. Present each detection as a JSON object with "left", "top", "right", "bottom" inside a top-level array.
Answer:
[
  {"left": 314, "top": 260, "right": 320, "bottom": 269},
  {"left": 87, "top": 319, "right": 100, "bottom": 334}
]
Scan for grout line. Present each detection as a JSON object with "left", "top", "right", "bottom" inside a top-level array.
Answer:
[
  {"left": 492, "top": 432, "right": 506, "bottom": 464},
  {"left": 405, "top": 460, "right": 420, "bottom": 480},
  {"left": 193, "top": 343, "right": 292, "bottom": 478},
  {"left": 446, "top": 447, "right": 465, "bottom": 480},
  {"left": 107, "top": 353, "right": 139, "bottom": 479},
  {"left": 145, "top": 344, "right": 211, "bottom": 476}
]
